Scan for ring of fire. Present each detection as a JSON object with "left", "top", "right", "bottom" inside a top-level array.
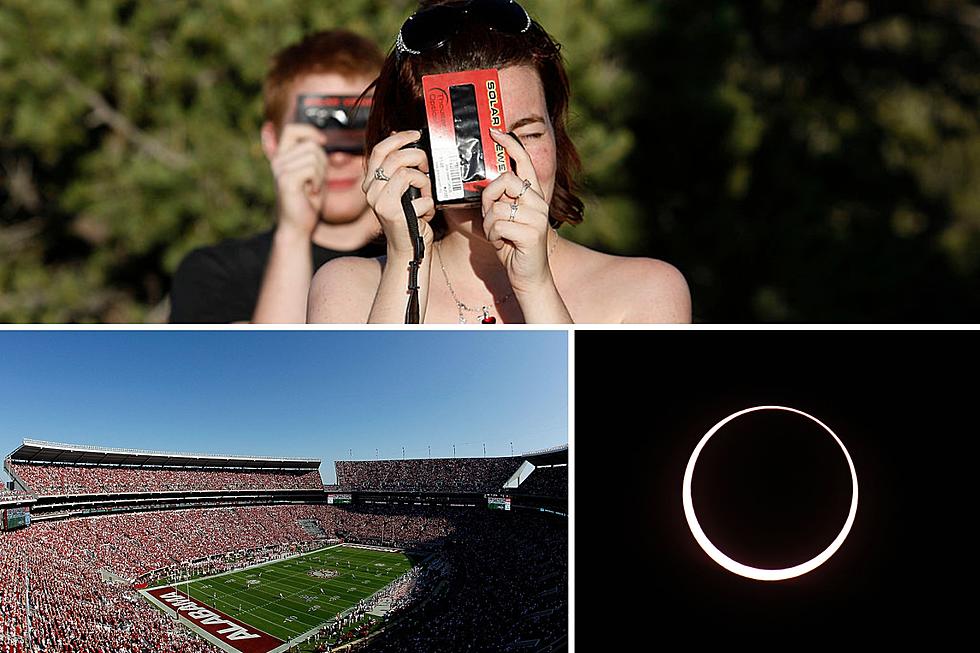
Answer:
[{"left": 682, "top": 405, "right": 858, "bottom": 581}]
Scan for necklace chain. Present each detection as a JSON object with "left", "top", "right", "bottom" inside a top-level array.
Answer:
[
  {"left": 436, "top": 246, "right": 512, "bottom": 323},
  {"left": 435, "top": 230, "right": 558, "bottom": 324}
]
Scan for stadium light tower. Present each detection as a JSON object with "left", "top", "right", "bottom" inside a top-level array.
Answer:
[
  {"left": 510, "top": 441, "right": 513, "bottom": 455},
  {"left": 483, "top": 443, "right": 486, "bottom": 456}
]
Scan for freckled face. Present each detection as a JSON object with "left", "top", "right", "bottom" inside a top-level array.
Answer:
[{"left": 499, "top": 65, "right": 557, "bottom": 204}]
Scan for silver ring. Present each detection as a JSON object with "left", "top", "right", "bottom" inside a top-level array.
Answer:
[
  {"left": 374, "top": 167, "right": 390, "bottom": 182},
  {"left": 518, "top": 178, "right": 532, "bottom": 198},
  {"left": 509, "top": 202, "right": 519, "bottom": 222}
]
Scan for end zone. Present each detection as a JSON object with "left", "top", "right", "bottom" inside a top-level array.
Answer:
[{"left": 142, "top": 586, "right": 284, "bottom": 653}]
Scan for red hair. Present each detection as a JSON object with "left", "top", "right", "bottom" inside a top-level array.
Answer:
[
  {"left": 365, "top": 1, "right": 585, "bottom": 228},
  {"left": 263, "top": 30, "right": 384, "bottom": 131}
]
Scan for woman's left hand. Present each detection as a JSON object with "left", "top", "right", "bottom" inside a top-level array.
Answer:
[{"left": 481, "top": 129, "right": 555, "bottom": 296}]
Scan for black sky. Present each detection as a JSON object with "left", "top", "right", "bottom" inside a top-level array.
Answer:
[{"left": 575, "top": 330, "right": 975, "bottom": 647}]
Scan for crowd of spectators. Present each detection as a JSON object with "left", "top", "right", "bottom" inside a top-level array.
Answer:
[
  {"left": 351, "top": 509, "right": 567, "bottom": 653},
  {"left": 334, "top": 504, "right": 457, "bottom": 549},
  {"left": 0, "top": 488, "right": 30, "bottom": 501},
  {"left": 311, "top": 564, "right": 428, "bottom": 651},
  {"left": 514, "top": 465, "right": 568, "bottom": 498},
  {"left": 0, "top": 504, "right": 343, "bottom": 653},
  {"left": 336, "top": 457, "right": 520, "bottom": 493},
  {"left": 8, "top": 462, "right": 322, "bottom": 496},
  {"left": 145, "top": 538, "right": 328, "bottom": 589},
  {"left": 315, "top": 595, "right": 381, "bottom": 648},
  {"left": 0, "top": 524, "right": 214, "bottom": 653},
  {"left": 64, "top": 505, "right": 337, "bottom": 579},
  {"left": 365, "top": 564, "right": 425, "bottom": 617},
  {"left": 1, "top": 501, "right": 566, "bottom": 652}
]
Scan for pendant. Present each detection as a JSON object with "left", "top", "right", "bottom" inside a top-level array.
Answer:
[{"left": 481, "top": 307, "right": 496, "bottom": 324}]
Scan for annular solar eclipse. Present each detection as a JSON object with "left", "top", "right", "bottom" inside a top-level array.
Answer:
[{"left": 682, "top": 406, "right": 858, "bottom": 581}]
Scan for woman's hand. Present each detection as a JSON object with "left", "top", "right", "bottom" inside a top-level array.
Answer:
[
  {"left": 481, "top": 129, "right": 555, "bottom": 296},
  {"left": 363, "top": 130, "right": 436, "bottom": 256}
]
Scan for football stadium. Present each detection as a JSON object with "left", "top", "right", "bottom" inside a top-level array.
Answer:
[{"left": 0, "top": 439, "right": 567, "bottom": 653}]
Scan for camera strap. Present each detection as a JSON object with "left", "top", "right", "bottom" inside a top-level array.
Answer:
[{"left": 401, "top": 187, "right": 424, "bottom": 324}]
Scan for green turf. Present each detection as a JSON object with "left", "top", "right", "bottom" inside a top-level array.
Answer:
[{"left": 162, "top": 545, "right": 414, "bottom": 644}]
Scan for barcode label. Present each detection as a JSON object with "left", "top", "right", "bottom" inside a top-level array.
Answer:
[
  {"left": 448, "top": 159, "right": 463, "bottom": 195},
  {"left": 433, "top": 147, "right": 464, "bottom": 201}
]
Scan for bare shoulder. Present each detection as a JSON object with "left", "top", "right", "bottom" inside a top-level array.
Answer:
[
  {"left": 555, "top": 239, "right": 692, "bottom": 324},
  {"left": 308, "top": 256, "right": 385, "bottom": 323},
  {"left": 612, "top": 255, "right": 691, "bottom": 323}
]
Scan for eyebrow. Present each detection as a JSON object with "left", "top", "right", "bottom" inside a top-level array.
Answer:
[{"left": 509, "top": 114, "right": 547, "bottom": 131}]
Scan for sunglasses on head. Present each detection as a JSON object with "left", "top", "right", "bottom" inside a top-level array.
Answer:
[{"left": 396, "top": 0, "right": 532, "bottom": 58}]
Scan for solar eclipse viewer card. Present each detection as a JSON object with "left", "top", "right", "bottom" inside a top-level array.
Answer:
[
  {"left": 294, "top": 95, "right": 372, "bottom": 154},
  {"left": 422, "top": 69, "right": 509, "bottom": 208}
]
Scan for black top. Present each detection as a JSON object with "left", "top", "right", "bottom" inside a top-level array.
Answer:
[{"left": 169, "top": 229, "right": 383, "bottom": 323}]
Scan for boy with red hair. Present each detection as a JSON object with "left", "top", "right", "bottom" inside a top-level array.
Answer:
[{"left": 171, "top": 30, "right": 384, "bottom": 323}]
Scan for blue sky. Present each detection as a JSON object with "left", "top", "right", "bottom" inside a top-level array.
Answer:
[{"left": 0, "top": 331, "right": 567, "bottom": 484}]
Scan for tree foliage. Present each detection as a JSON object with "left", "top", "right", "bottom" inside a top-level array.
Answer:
[
  {"left": 0, "top": 0, "right": 977, "bottom": 322},
  {"left": 621, "top": 0, "right": 980, "bottom": 321}
]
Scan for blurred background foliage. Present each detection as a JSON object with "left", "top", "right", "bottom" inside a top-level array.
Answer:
[{"left": 0, "top": 0, "right": 978, "bottom": 322}]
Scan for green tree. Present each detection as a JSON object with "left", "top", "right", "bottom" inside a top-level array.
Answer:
[
  {"left": 622, "top": 0, "right": 980, "bottom": 321},
  {"left": 0, "top": 0, "right": 650, "bottom": 322},
  {"left": 3, "top": 1, "right": 978, "bottom": 323}
]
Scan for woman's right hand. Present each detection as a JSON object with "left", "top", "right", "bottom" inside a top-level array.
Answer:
[{"left": 363, "top": 130, "right": 436, "bottom": 256}]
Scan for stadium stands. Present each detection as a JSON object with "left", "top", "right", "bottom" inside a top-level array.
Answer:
[
  {"left": 9, "top": 463, "right": 322, "bottom": 496},
  {"left": 513, "top": 465, "right": 568, "bottom": 498},
  {"left": 347, "top": 509, "right": 567, "bottom": 653},
  {"left": 0, "top": 488, "right": 28, "bottom": 501},
  {"left": 335, "top": 504, "right": 460, "bottom": 549},
  {"left": 1, "top": 504, "right": 565, "bottom": 653},
  {"left": 4, "top": 440, "right": 323, "bottom": 498},
  {"left": 2, "top": 518, "right": 224, "bottom": 653},
  {"left": 336, "top": 457, "right": 521, "bottom": 493},
  {"left": 64, "top": 505, "right": 334, "bottom": 579},
  {"left": 0, "top": 441, "right": 567, "bottom": 652}
]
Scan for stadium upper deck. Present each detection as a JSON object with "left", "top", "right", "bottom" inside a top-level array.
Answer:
[
  {"left": 4, "top": 439, "right": 323, "bottom": 497},
  {"left": 1, "top": 440, "right": 566, "bottom": 525},
  {"left": 334, "top": 445, "right": 567, "bottom": 496}
]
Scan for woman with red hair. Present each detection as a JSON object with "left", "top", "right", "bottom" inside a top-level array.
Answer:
[{"left": 309, "top": 0, "right": 691, "bottom": 324}]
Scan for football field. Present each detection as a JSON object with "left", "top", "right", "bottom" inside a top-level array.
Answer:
[{"left": 141, "top": 544, "right": 415, "bottom": 652}]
